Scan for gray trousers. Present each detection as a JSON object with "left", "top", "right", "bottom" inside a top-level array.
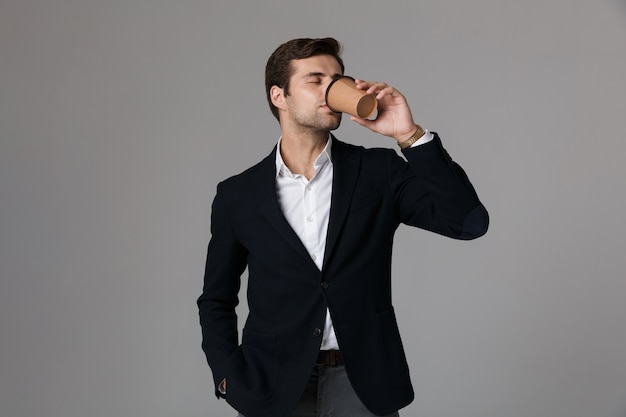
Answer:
[{"left": 237, "top": 364, "right": 400, "bottom": 417}]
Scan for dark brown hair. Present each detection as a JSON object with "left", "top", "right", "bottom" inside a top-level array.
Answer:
[{"left": 265, "top": 37, "right": 345, "bottom": 121}]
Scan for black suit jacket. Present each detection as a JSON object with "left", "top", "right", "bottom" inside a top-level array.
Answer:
[{"left": 198, "top": 133, "right": 488, "bottom": 417}]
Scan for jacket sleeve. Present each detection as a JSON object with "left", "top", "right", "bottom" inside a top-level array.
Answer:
[
  {"left": 393, "top": 132, "right": 489, "bottom": 239},
  {"left": 197, "top": 182, "right": 247, "bottom": 397}
]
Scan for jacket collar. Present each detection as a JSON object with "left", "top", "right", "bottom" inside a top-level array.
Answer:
[{"left": 250, "top": 135, "right": 360, "bottom": 270}]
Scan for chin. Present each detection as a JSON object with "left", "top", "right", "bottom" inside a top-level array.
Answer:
[{"left": 326, "top": 114, "right": 342, "bottom": 131}]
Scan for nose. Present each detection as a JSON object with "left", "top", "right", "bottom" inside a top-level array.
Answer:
[
  {"left": 322, "top": 78, "right": 333, "bottom": 94},
  {"left": 326, "top": 74, "right": 342, "bottom": 89}
]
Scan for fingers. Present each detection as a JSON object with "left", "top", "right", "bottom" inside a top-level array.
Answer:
[{"left": 354, "top": 79, "right": 399, "bottom": 100}]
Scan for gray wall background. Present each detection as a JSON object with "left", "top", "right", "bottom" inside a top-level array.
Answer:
[{"left": 1, "top": 1, "right": 625, "bottom": 416}]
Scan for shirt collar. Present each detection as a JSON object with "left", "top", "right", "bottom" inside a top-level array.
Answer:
[{"left": 275, "top": 135, "right": 333, "bottom": 179}]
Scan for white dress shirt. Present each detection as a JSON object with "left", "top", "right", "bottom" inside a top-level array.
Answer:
[{"left": 274, "top": 130, "right": 433, "bottom": 350}]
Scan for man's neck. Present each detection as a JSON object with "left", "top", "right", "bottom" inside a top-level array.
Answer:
[{"left": 279, "top": 129, "right": 330, "bottom": 180}]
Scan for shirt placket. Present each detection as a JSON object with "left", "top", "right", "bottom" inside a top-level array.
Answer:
[{"left": 302, "top": 177, "right": 322, "bottom": 270}]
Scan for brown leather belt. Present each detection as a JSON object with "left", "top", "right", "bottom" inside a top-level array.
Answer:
[{"left": 316, "top": 350, "right": 343, "bottom": 366}]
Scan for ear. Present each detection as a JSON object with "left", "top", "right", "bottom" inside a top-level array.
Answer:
[{"left": 270, "top": 85, "right": 286, "bottom": 110}]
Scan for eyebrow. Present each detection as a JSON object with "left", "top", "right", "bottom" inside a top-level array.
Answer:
[{"left": 303, "top": 72, "right": 342, "bottom": 79}]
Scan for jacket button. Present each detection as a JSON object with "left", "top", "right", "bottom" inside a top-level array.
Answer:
[
  {"left": 320, "top": 281, "right": 329, "bottom": 289},
  {"left": 313, "top": 328, "right": 322, "bottom": 337}
]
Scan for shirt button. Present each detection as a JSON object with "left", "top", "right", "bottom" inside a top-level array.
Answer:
[
  {"left": 320, "top": 281, "right": 329, "bottom": 289},
  {"left": 307, "top": 216, "right": 313, "bottom": 222},
  {"left": 313, "top": 328, "right": 322, "bottom": 337},
  {"left": 311, "top": 254, "right": 317, "bottom": 261},
  {"left": 306, "top": 185, "right": 312, "bottom": 191}
]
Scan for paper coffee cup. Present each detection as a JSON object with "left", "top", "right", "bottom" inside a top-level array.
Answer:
[{"left": 325, "top": 76, "right": 377, "bottom": 119}]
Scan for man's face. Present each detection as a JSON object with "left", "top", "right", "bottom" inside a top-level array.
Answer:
[{"left": 281, "top": 55, "right": 343, "bottom": 132}]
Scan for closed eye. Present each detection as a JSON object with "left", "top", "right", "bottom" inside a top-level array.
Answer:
[{"left": 304, "top": 72, "right": 325, "bottom": 84}]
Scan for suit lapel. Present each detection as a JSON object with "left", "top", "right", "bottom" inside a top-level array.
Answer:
[
  {"left": 250, "top": 147, "right": 315, "bottom": 265},
  {"left": 249, "top": 138, "right": 361, "bottom": 269},
  {"left": 323, "top": 136, "right": 360, "bottom": 268}
]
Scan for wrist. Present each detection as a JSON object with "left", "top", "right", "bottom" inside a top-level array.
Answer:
[{"left": 397, "top": 125, "right": 425, "bottom": 149}]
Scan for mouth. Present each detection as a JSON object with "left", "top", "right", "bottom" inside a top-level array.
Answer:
[{"left": 321, "top": 104, "right": 338, "bottom": 113}]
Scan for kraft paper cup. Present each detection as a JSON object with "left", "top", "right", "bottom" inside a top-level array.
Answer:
[{"left": 325, "top": 76, "right": 377, "bottom": 119}]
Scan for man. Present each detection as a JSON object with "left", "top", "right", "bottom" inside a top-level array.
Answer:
[{"left": 198, "top": 37, "right": 488, "bottom": 417}]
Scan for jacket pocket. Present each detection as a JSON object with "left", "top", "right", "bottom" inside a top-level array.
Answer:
[{"left": 226, "top": 328, "right": 280, "bottom": 400}]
